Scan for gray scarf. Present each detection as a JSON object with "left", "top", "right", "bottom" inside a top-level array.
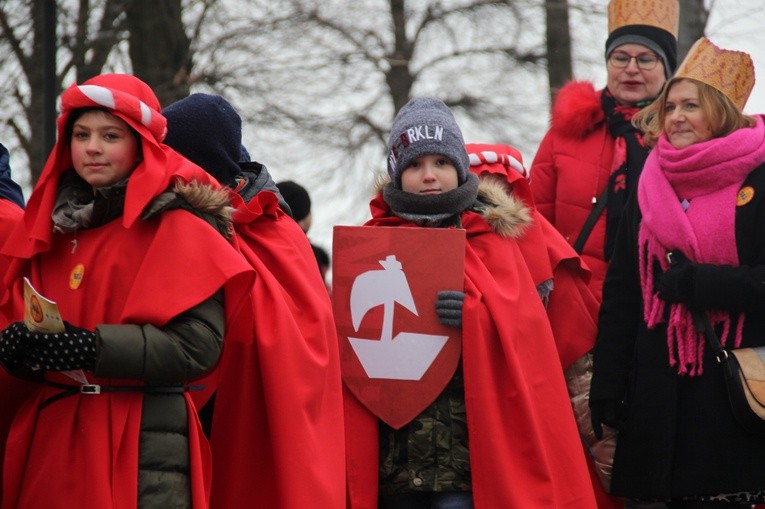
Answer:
[
  {"left": 52, "top": 171, "right": 128, "bottom": 233},
  {"left": 382, "top": 172, "right": 479, "bottom": 227}
]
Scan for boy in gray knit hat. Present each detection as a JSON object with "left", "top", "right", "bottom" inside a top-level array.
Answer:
[
  {"left": 372, "top": 96, "right": 477, "bottom": 508},
  {"left": 343, "top": 96, "right": 596, "bottom": 508}
]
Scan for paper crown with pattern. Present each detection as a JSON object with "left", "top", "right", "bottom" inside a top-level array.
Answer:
[
  {"left": 674, "top": 37, "right": 755, "bottom": 111},
  {"left": 608, "top": 0, "right": 679, "bottom": 37}
]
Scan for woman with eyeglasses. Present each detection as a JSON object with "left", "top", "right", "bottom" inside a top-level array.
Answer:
[
  {"left": 529, "top": 1, "right": 678, "bottom": 508},
  {"left": 530, "top": 0, "right": 678, "bottom": 303}
]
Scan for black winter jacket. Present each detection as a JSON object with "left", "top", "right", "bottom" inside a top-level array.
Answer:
[{"left": 591, "top": 164, "right": 765, "bottom": 501}]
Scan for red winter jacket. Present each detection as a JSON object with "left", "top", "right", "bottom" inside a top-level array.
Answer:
[{"left": 530, "top": 81, "right": 615, "bottom": 302}]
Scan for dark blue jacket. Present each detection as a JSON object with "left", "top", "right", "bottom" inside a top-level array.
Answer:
[{"left": 0, "top": 143, "right": 25, "bottom": 208}]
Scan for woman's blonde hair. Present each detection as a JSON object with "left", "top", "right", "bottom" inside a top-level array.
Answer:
[{"left": 632, "top": 77, "right": 756, "bottom": 147}]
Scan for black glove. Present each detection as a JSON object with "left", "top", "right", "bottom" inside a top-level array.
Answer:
[
  {"left": 0, "top": 321, "right": 30, "bottom": 371},
  {"left": 590, "top": 398, "right": 627, "bottom": 440},
  {"left": 656, "top": 250, "right": 695, "bottom": 304},
  {"left": 26, "top": 322, "right": 97, "bottom": 371},
  {"left": 435, "top": 290, "right": 465, "bottom": 328}
]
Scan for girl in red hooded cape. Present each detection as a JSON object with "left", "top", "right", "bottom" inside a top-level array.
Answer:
[
  {"left": 343, "top": 98, "right": 596, "bottom": 509},
  {"left": 0, "top": 74, "right": 253, "bottom": 509}
]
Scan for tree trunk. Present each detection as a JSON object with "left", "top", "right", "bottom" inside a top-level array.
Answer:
[
  {"left": 386, "top": 0, "right": 415, "bottom": 115},
  {"left": 74, "top": 0, "right": 133, "bottom": 83},
  {"left": 544, "top": 0, "right": 572, "bottom": 108},
  {"left": 126, "top": 0, "right": 191, "bottom": 107},
  {"left": 677, "top": 0, "right": 708, "bottom": 61},
  {"left": 26, "top": 0, "right": 49, "bottom": 185}
]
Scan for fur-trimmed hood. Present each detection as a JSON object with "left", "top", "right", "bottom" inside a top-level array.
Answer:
[
  {"left": 373, "top": 175, "right": 532, "bottom": 239},
  {"left": 143, "top": 180, "right": 236, "bottom": 239},
  {"left": 550, "top": 80, "right": 605, "bottom": 139},
  {"left": 473, "top": 174, "right": 532, "bottom": 239}
]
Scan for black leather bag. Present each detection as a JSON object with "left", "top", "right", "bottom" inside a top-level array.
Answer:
[{"left": 692, "top": 308, "right": 765, "bottom": 434}]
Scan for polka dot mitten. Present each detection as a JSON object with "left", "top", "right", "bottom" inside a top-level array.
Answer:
[{"left": 25, "top": 322, "right": 98, "bottom": 371}]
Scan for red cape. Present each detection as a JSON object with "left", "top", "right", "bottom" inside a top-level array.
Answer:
[
  {"left": 467, "top": 145, "right": 619, "bottom": 509},
  {"left": 0, "top": 74, "right": 253, "bottom": 509},
  {"left": 344, "top": 196, "right": 597, "bottom": 509},
  {"left": 195, "top": 190, "right": 346, "bottom": 509},
  {"left": 1, "top": 210, "right": 253, "bottom": 509},
  {"left": 466, "top": 144, "right": 596, "bottom": 363},
  {"left": 536, "top": 211, "right": 621, "bottom": 509}
]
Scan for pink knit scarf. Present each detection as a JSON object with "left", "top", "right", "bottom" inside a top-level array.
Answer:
[{"left": 638, "top": 115, "right": 765, "bottom": 375}]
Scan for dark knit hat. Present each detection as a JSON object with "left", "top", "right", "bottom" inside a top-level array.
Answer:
[
  {"left": 606, "top": 26, "right": 678, "bottom": 78},
  {"left": 275, "top": 180, "right": 311, "bottom": 221},
  {"left": 387, "top": 97, "right": 469, "bottom": 187},
  {"left": 605, "top": 0, "right": 679, "bottom": 78},
  {"left": 162, "top": 93, "right": 242, "bottom": 186}
]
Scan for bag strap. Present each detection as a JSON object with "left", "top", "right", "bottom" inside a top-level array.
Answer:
[
  {"left": 690, "top": 307, "right": 725, "bottom": 356},
  {"left": 573, "top": 186, "right": 609, "bottom": 254},
  {"left": 686, "top": 294, "right": 741, "bottom": 383}
]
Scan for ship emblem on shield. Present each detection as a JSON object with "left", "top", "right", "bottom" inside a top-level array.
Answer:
[{"left": 348, "top": 254, "right": 449, "bottom": 381}]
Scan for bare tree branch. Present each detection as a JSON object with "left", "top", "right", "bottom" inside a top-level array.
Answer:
[{"left": 0, "top": 3, "right": 32, "bottom": 78}]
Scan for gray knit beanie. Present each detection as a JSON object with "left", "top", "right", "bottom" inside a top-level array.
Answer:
[{"left": 387, "top": 97, "right": 469, "bottom": 187}]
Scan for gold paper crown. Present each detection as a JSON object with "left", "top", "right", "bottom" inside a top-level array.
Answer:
[
  {"left": 608, "top": 0, "right": 679, "bottom": 37},
  {"left": 675, "top": 37, "right": 756, "bottom": 111}
]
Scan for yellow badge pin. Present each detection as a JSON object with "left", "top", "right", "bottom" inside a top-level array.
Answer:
[
  {"left": 70, "top": 263, "right": 85, "bottom": 290},
  {"left": 737, "top": 186, "right": 755, "bottom": 206}
]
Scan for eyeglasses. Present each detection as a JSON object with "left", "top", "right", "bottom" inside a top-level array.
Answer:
[{"left": 608, "top": 51, "right": 660, "bottom": 70}]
